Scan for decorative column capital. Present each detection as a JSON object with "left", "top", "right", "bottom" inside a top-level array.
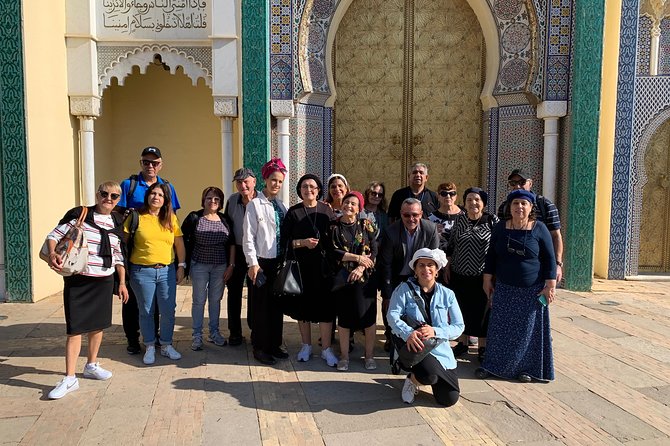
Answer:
[
  {"left": 536, "top": 101, "right": 568, "bottom": 119},
  {"left": 270, "top": 100, "right": 295, "bottom": 118},
  {"left": 214, "top": 96, "right": 238, "bottom": 117},
  {"left": 69, "top": 96, "right": 101, "bottom": 117}
]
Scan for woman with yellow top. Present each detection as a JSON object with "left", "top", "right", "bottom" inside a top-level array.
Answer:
[{"left": 125, "top": 182, "right": 186, "bottom": 365}]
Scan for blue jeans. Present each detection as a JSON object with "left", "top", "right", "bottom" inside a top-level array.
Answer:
[
  {"left": 190, "top": 261, "right": 226, "bottom": 337},
  {"left": 129, "top": 263, "right": 176, "bottom": 346}
]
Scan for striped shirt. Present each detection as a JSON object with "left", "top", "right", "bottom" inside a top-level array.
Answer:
[
  {"left": 447, "top": 213, "right": 499, "bottom": 276},
  {"left": 47, "top": 213, "right": 123, "bottom": 277}
]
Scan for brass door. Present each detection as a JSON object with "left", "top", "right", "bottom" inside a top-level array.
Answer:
[
  {"left": 639, "top": 119, "right": 670, "bottom": 272},
  {"left": 334, "top": 0, "right": 483, "bottom": 193}
]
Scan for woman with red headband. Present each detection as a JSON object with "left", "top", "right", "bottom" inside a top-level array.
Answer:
[{"left": 242, "top": 158, "right": 288, "bottom": 365}]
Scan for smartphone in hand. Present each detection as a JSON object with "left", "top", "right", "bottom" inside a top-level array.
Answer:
[
  {"left": 255, "top": 270, "right": 267, "bottom": 287},
  {"left": 537, "top": 294, "right": 548, "bottom": 306}
]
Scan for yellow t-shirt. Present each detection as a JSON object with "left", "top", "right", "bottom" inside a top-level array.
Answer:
[{"left": 125, "top": 213, "right": 183, "bottom": 265}]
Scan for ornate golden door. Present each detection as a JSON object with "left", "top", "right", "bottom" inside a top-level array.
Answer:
[
  {"left": 334, "top": 0, "right": 483, "bottom": 193},
  {"left": 639, "top": 119, "right": 670, "bottom": 272}
]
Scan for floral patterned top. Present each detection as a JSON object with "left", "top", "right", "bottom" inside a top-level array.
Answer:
[{"left": 329, "top": 218, "right": 378, "bottom": 282}]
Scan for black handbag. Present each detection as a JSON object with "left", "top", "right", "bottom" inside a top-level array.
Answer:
[
  {"left": 273, "top": 247, "right": 303, "bottom": 297},
  {"left": 331, "top": 267, "right": 350, "bottom": 292},
  {"left": 391, "top": 280, "right": 444, "bottom": 369}
]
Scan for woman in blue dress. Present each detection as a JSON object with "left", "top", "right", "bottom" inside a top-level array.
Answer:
[{"left": 476, "top": 189, "right": 557, "bottom": 382}]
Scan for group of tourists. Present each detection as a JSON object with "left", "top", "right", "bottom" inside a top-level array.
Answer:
[{"left": 44, "top": 147, "right": 562, "bottom": 408}]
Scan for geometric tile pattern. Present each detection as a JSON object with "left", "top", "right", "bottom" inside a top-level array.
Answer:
[
  {"left": 608, "top": 0, "right": 640, "bottom": 280},
  {"left": 290, "top": 104, "right": 327, "bottom": 197},
  {"left": 545, "top": 0, "right": 573, "bottom": 100},
  {"left": 270, "top": 0, "right": 293, "bottom": 100},
  {"left": 0, "top": 0, "right": 32, "bottom": 301},
  {"left": 637, "top": 15, "right": 652, "bottom": 76},
  {"left": 660, "top": 18, "right": 670, "bottom": 74},
  {"left": 495, "top": 105, "right": 544, "bottom": 208},
  {"left": 564, "top": 0, "right": 605, "bottom": 290}
]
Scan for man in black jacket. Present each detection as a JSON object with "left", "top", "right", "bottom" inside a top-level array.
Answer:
[
  {"left": 378, "top": 198, "right": 440, "bottom": 349},
  {"left": 387, "top": 162, "right": 439, "bottom": 222}
]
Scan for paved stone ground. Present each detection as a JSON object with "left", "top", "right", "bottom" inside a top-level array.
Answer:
[{"left": 1, "top": 278, "right": 669, "bottom": 445}]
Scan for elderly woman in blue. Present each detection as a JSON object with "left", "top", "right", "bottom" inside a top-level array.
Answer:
[{"left": 387, "top": 248, "right": 464, "bottom": 406}]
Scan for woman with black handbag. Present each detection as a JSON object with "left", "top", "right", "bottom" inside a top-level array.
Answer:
[
  {"left": 328, "top": 191, "right": 377, "bottom": 371},
  {"left": 387, "top": 248, "right": 464, "bottom": 406},
  {"left": 281, "top": 174, "right": 338, "bottom": 366}
]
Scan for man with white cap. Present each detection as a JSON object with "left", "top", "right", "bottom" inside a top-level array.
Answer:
[{"left": 387, "top": 248, "right": 464, "bottom": 406}]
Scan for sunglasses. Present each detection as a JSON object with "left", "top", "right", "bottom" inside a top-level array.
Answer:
[
  {"left": 506, "top": 234, "right": 527, "bottom": 256},
  {"left": 141, "top": 159, "right": 161, "bottom": 167},
  {"left": 369, "top": 191, "right": 384, "bottom": 198},
  {"left": 402, "top": 212, "right": 421, "bottom": 218},
  {"left": 508, "top": 179, "right": 527, "bottom": 187},
  {"left": 439, "top": 190, "right": 457, "bottom": 197},
  {"left": 99, "top": 191, "right": 120, "bottom": 200}
]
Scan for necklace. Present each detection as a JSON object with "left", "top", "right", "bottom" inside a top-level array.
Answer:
[
  {"left": 512, "top": 219, "right": 529, "bottom": 230},
  {"left": 466, "top": 213, "right": 483, "bottom": 232}
]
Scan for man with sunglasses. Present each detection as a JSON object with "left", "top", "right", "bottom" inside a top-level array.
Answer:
[
  {"left": 379, "top": 198, "right": 440, "bottom": 349},
  {"left": 118, "top": 146, "right": 181, "bottom": 354},
  {"left": 497, "top": 168, "right": 563, "bottom": 282},
  {"left": 388, "top": 163, "right": 439, "bottom": 223}
]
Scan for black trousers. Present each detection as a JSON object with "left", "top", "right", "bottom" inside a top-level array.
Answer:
[
  {"left": 249, "top": 258, "right": 283, "bottom": 353},
  {"left": 122, "top": 285, "right": 160, "bottom": 344},
  {"left": 412, "top": 354, "right": 460, "bottom": 407},
  {"left": 226, "top": 246, "right": 250, "bottom": 339}
]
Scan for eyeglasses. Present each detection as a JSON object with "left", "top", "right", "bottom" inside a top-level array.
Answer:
[
  {"left": 141, "top": 159, "right": 161, "bottom": 167},
  {"left": 99, "top": 191, "right": 120, "bottom": 200},
  {"left": 205, "top": 197, "right": 222, "bottom": 202},
  {"left": 508, "top": 179, "right": 527, "bottom": 187},
  {"left": 300, "top": 184, "right": 319, "bottom": 190},
  {"left": 402, "top": 212, "right": 421, "bottom": 218},
  {"left": 439, "top": 190, "right": 457, "bottom": 197},
  {"left": 369, "top": 191, "right": 384, "bottom": 198},
  {"left": 507, "top": 234, "right": 527, "bottom": 256}
]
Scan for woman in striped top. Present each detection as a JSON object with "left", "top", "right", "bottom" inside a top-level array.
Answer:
[
  {"left": 45, "top": 181, "right": 129, "bottom": 399},
  {"left": 444, "top": 187, "right": 498, "bottom": 363}
]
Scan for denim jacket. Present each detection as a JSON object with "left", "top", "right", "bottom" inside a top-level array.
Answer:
[{"left": 387, "top": 278, "right": 464, "bottom": 370}]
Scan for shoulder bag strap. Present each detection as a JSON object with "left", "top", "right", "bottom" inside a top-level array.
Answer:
[
  {"left": 76, "top": 206, "right": 88, "bottom": 227},
  {"left": 405, "top": 280, "right": 431, "bottom": 325}
]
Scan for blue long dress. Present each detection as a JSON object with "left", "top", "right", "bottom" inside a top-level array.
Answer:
[{"left": 481, "top": 220, "right": 557, "bottom": 381}]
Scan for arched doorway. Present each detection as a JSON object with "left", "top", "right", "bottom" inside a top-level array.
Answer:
[
  {"left": 95, "top": 62, "right": 220, "bottom": 212},
  {"left": 333, "top": 0, "right": 485, "bottom": 192},
  {"left": 639, "top": 118, "right": 670, "bottom": 273}
]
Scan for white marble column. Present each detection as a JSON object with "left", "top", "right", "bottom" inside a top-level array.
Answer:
[
  {"left": 271, "top": 100, "right": 295, "bottom": 205},
  {"left": 78, "top": 116, "right": 96, "bottom": 205},
  {"left": 536, "top": 101, "right": 567, "bottom": 202},
  {"left": 214, "top": 96, "right": 238, "bottom": 199},
  {"left": 221, "top": 117, "right": 234, "bottom": 199},
  {"left": 651, "top": 24, "right": 661, "bottom": 75},
  {"left": 70, "top": 96, "right": 101, "bottom": 205}
]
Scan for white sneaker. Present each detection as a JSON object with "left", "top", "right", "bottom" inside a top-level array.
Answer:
[
  {"left": 297, "top": 344, "right": 312, "bottom": 362},
  {"left": 401, "top": 375, "right": 419, "bottom": 404},
  {"left": 48, "top": 376, "right": 79, "bottom": 399},
  {"left": 83, "top": 362, "right": 112, "bottom": 380},
  {"left": 321, "top": 347, "right": 338, "bottom": 367},
  {"left": 143, "top": 345, "right": 156, "bottom": 365},
  {"left": 161, "top": 344, "right": 182, "bottom": 360}
]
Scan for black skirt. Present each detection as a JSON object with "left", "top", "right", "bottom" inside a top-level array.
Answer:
[
  {"left": 335, "top": 281, "right": 377, "bottom": 330},
  {"left": 63, "top": 274, "right": 114, "bottom": 335},
  {"left": 449, "top": 272, "right": 489, "bottom": 337}
]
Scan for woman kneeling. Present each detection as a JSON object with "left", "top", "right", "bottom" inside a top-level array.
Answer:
[{"left": 387, "top": 248, "right": 464, "bottom": 406}]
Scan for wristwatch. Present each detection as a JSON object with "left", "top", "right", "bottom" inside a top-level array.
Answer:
[
  {"left": 178, "top": 262, "right": 186, "bottom": 268},
  {"left": 556, "top": 260, "right": 563, "bottom": 267}
]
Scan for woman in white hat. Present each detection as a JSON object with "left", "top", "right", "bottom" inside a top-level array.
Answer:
[{"left": 387, "top": 248, "right": 464, "bottom": 406}]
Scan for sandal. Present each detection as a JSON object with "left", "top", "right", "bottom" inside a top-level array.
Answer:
[{"left": 337, "top": 359, "right": 349, "bottom": 371}]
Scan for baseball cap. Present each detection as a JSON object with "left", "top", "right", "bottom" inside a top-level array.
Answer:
[
  {"left": 508, "top": 168, "right": 529, "bottom": 180},
  {"left": 141, "top": 146, "right": 162, "bottom": 158},
  {"left": 233, "top": 167, "right": 256, "bottom": 181}
]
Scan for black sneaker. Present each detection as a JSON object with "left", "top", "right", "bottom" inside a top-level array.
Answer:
[
  {"left": 253, "top": 350, "right": 277, "bottom": 365},
  {"left": 126, "top": 341, "right": 141, "bottom": 355},
  {"left": 451, "top": 342, "right": 469, "bottom": 357},
  {"left": 269, "top": 347, "right": 289, "bottom": 359},
  {"left": 228, "top": 335, "right": 245, "bottom": 346}
]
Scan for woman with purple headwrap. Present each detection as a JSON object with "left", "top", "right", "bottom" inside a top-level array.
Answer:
[{"left": 242, "top": 158, "right": 288, "bottom": 365}]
